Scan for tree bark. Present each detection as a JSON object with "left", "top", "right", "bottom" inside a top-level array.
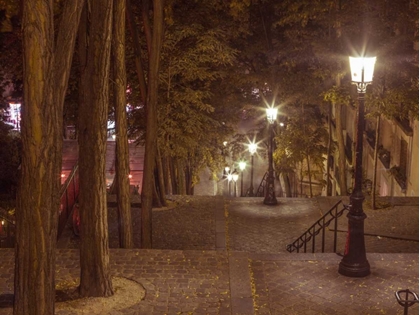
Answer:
[
  {"left": 141, "top": 0, "right": 164, "bottom": 248},
  {"left": 156, "top": 147, "right": 168, "bottom": 206},
  {"left": 113, "top": 0, "right": 134, "bottom": 248},
  {"left": 126, "top": 0, "right": 147, "bottom": 104},
  {"left": 283, "top": 173, "right": 292, "bottom": 197},
  {"left": 335, "top": 101, "right": 348, "bottom": 195},
  {"left": 15, "top": 1, "right": 84, "bottom": 314},
  {"left": 326, "top": 102, "right": 332, "bottom": 196},
  {"left": 371, "top": 114, "right": 381, "bottom": 210},
  {"left": 78, "top": 0, "right": 114, "bottom": 297},
  {"left": 306, "top": 154, "right": 313, "bottom": 198}
]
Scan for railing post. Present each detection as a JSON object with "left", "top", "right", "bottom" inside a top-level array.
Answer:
[{"left": 312, "top": 226, "right": 316, "bottom": 253}]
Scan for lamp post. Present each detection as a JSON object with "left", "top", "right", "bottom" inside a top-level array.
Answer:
[
  {"left": 227, "top": 173, "right": 233, "bottom": 197},
  {"left": 232, "top": 173, "right": 239, "bottom": 197},
  {"left": 238, "top": 161, "right": 246, "bottom": 197},
  {"left": 264, "top": 107, "right": 278, "bottom": 205},
  {"left": 224, "top": 166, "right": 230, "bottom": 196},
  {"left": 247, "top": 143, "right": 257, "bottom": 196},
  {"left": 338, "top": 56, "right": 376, "bottom": 277}
]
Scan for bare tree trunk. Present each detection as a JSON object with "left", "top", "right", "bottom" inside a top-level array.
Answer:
[
  {"left": 371, "top": 114, "right": 381, "bottom": 210},
  {"left": 156, "top": 147, "right": 167, "bottom": 206},
  {"left": 113, "top": 0, "right": 134, "bottom": 248},
  {"left": 126, "top": 0, "right": 147, "bottom": 103},
  {"left": 78, "top": 0, "right": 114, "bottom": 297},
  {"left": 306, "top": 154, "right": 313, "bottom": 198},
  {"left": 163, "top": 155, "right": 172, "bottom": 194},
  {"left": 334, "top": 100, "right": 348, "bottom": 195},
  {"left": 300, "top": 162, "right": 304, "bottom": 196},
  {"left": 141, "top": 0, "right": 164, "bottom": 248},
  {"left": 282, "top": 174, "right": 292, "bottom": 197},
  {"left": 170, "top": 157, "right": 178, "bottom": 194},
  {"left": 152, "top": 175, "right": 162, "bottom": 208},
  {"left": 15, "top": 1, "right": 84, "bottom": 314},
  {"left": 326, "top": 102, "right": 332, "bottom": 196},
  {"left": 177, "top": 159, "right": 187, "bottom": 195}
]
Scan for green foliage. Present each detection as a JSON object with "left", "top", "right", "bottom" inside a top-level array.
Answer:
[{"left": 273, "top": 103, "right": 328, "bottom": 174}]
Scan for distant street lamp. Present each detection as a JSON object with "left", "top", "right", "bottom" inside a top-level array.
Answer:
[
  {"left": 247, "top": 143, "right": 257, "bottom": 196},
  {"left": 238, "top": 161, "right": 246, "bottom": 197},
  {"left": 232, "top": 173, "right": 239, "bottom": 197},
  {"left": 264, "top": 107, "right": 278, "bottom": 205},
  {"left": 338, "top": 56, "right": 376, "bottom": 278}
]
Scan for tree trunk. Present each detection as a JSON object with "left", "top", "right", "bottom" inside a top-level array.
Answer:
[
  {"left": 306, "top": 154, "right": 313, "bottom": 198},
  {"left": 141, "top": 0, "right": 164, "bottom": 249},
  {"left": 334, "top": 101, "right": 348, "bottom": 195},
  {"left": 156, "top": 147, "right": 167, "bottom": 206},
  {"left": 283, "top": 173, "right": 292, "bottom": 197},
  {"left": 15, "top": 1, "right": 84, "bottom": 314},
  {"left": 177, "top": 159, "right": 186, "bottom": 195},
  {"left": 152, "top": 174, "right": 162, "bottom": 208},
  {"left": 163, "top": 155, "right": 172, "bottom": 195},
  {"left": 371, "top": 115, "right": 381, "bottom": 210},
  {"left": 126, "top": 0, "right": 147, "bottom": 104},
  {"left": 113, "top": 0, "right": 134, "bottom": 248},
  {"left": 170, "top": 157, "right": 178, "bottom": 194},
  {"left": 300, "top": 162, "right": 304, "bottom": 197},
  {"left": 326, "top": 102, "right": 332, "bottom": 196},
  {"left": 78, "top": 0, "right": 114, "bottom": 297}
]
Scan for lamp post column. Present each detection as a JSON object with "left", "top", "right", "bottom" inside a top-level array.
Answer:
[
  {"left": 239, "top": 161, "right": 246, "bottom": 197},
  {"left": 339, "top": 56, "right": 375, "bottom": 277},
  {"left": 264, "top": 121, "right": 277, "bottom": 205},
  {"left": 339, "top": 90, "right": 370, "bottom": 277},
  {"left": 249, "top": 155, "right": 254, "bottom": 196},
  {"left": 227, "top": 173, "right": 232, "bottom": 197},
  {"left": 233, "top": 174, "right": 239, "bottom": 197},
  {"left": 247, "top": 143, "right": 257, "bottom": 197}
]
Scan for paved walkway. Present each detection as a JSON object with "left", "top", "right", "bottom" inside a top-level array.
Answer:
[{"left": 0, "top": 196, "right": 418, "bottom": 314}]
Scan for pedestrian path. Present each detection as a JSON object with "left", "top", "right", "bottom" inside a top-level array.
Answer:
[{"left": 0, "top": 196, "right": 418, "bottom": 314}]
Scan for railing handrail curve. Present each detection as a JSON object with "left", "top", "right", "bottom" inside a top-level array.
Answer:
[{"left": 286, "top": 200, "right": 348, "bottom": 253}]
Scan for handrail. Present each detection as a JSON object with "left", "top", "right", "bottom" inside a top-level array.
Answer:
[
  {"left": 0, "top": 163, "right": 80, "bottom": 247},
  {"left": 57, "top": 163, "right": 79, "bottom": 240},
  {"left": 0, "top": 208, "right": 15, "bottom": 248},
  {"left": 255, "top": 172, "right": 268, "bottom": 197},
  {"left": 286, "top": 200, "right": 348, "bottom": 253}
]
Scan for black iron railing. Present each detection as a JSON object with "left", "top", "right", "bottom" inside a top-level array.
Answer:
[
  {"left": 58, "top": 163, "right": 79, "bottom": 240},
  {"left": 286, "top": 200, "right": 348, "bottom": 253},
  {"left": 255, "top": 172, "right": 268, "bottom": 197},
  {"left": 0, "top": 209, "right": 15, "bottom": 248},
  {"left": 0, "top": 163, "right": 79, "bottom": 248}
]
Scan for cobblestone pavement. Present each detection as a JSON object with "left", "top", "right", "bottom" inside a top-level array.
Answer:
[
  {"left": 249, "top": 253, "right": 419, "bottom": 315},
  {"left": 1, "top": 195, "right": 419, "bottom": 314}
]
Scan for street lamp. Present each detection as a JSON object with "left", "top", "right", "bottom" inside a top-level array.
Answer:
[
  {"left": 238, "top": 161, "right": 246, "bottom": 197},
  {"left": 338, "top": 56, "right": 376, "bottom": 277},
  {"left": 247, "top": 143, "right": 257, "bottom": 196},
  {"left": 264, "top": 107, "right": 278, "bottom": 205},
  {"left": 232, "top": 173, "right": 239, "bottom": 197}
]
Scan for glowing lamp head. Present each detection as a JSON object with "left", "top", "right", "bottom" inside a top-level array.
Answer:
[
  {"left": 248, "top": 143, "right": 257, "bottom": 155},
  {"left": 227, "top": 174, "right": 233, "bottom": 181},
  {"left": 266, "top": 107, "right": 278, "bottom": 124},
  {"left": 238, "top": 161, "right": 246, "bottom": 171},
  {"left": 232, "top": 174, "right": 239, "bottom": 182},
  {"left": 349, "top": 56, "right": 376, "bottom": 83}
]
